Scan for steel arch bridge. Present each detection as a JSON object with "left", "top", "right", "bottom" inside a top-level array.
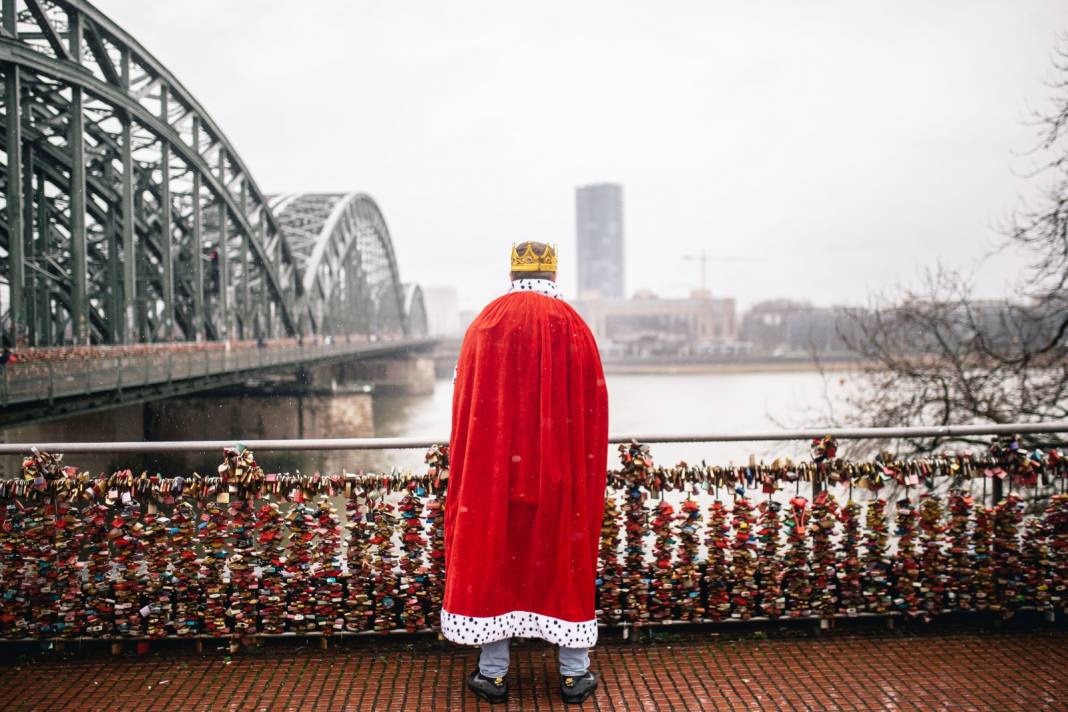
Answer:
[
  {"left": 268, "top": 193, "right": 413, "bottom": 339},
  {"left": 0, "top": 1, "right": 426, "bottom": 347}
]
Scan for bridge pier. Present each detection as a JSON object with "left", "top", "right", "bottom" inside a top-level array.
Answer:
[
  {"left": 144, "top": 385, "right": 375, "bottom": 442},
  {"left": 0, "top": 403, "right": 146, "bottom": 476},
  {"left": 317, "top": 355, "right": 436, "bottom": 396},
  {"left": 0, "top": 343, "right": 439, "bottom": 476},
  {"left": 430, "top": 338, "right": 462, "bottom": 378},
  {"left": 0, "top": 385, "right": 376, "bottom": 476}
]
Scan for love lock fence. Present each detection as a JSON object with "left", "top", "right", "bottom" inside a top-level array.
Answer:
[{"left": 0, "top": 422, "right": 1066, "bottom": 644}]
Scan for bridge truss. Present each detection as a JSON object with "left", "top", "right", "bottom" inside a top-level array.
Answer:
[
  {"left": 0, "top": 0, "right": 425, "bottom": 346},
  {"left": 269, "top": 193, "right": 414, "bottom": 339}
]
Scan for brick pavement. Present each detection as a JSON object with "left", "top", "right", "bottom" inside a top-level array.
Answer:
[{"left": 0, "top": 631, "right": 1065, "bottom": 711}]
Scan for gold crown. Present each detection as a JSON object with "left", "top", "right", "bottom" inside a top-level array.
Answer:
[{"left": 510, "top": 242, "right": 558, "bottom": 272}]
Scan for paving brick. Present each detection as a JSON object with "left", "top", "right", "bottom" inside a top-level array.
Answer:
[{"left": 0, "top": 631, "right": 1065, "bottom": 711}]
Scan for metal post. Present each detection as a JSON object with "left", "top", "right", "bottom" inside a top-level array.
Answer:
[
  {"left": 239, "top": 181, "right": 249, "bottom": 339},
  {"left": 991, "top": 477, "right": 1003, "bottom": 507},
  {"left": 346, "top": 259, "right": 357, "bottom": 334},
  {"left": 0, "top": 1, "right": 13, "bottom": 47},
  {"left": 274, "top": 223, "right": 282, "bottom": 338},
  {"left": 68, "top": 9, "right": 89, "bottom": 345},
  {"left": 35, "top": 169, "right": 49, "bottom": 345},
  {"left": 120, "top": 48, "right": 136, "bottom": 343},
  {"left": 159, "top": 85, "right": 174, "bottom": 341},
  {"left": 23, "top": 142, "right": 35, "bottom": 345},
  {"left": 192, "top": 117, "right": 204, "bottom": 342},
  {"left": 217, "top": 148, "right": 230, "bottom": 339},
  {"left": 105, "top": 203, "right": 120, "bottom": 343},
  {"left": 135, "top": 195, "right": 150, "bottom": 340},
  {"left": 812, "top": 470, "right": 824, "bottom": 499},
  {"left": 258, "top": 207, "right": 269, "bottom": 338},
  {"left": 3, "top": 26, "right": 24, "bottom": 347}
]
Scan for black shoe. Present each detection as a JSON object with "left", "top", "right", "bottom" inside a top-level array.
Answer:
[
  {"left": 467, "top": 669, "right": 508, "bottom": 704},
  {"left": 561, "top": 671, "right": 598, "bottom": 704}
]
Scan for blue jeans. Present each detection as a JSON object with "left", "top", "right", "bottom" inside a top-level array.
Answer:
[{"left": 479, "top": 638, "right": 589, "bottom": 677}]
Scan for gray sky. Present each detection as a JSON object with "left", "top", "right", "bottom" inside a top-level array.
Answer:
[{"left": 97, "top": 0, "right": 1068, "bottom": 311}]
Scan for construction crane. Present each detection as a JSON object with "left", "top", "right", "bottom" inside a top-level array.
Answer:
[
  {"left": 683, "top": 250, "right": 761, "bottom": 292},
  {"left": 683, "top": 250, "right": 712, "bottom": 291}
]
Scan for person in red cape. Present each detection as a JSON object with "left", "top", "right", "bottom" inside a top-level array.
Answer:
[{"left": 443, "top": 241, "right": 609, "bottom": 705}]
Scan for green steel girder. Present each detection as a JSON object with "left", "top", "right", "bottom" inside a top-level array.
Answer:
[
  {"left": 62, "top": 0, "right": 296, "bottom": 264},
  {"left": 0, "top": 37, "right": 299, "bottom": 335},
  {"left": 268, "top": 193, "right": 413, "bottom": 337},
  {"left": 0, "top": 0, "right": 306, "bottom": 346},
  {"left": 0, "top": 120, "right": 207, "bottom": 343},
  {"left": 404, "top": 283, "right": 429, "bottom": 337},
  {"left": 0, "top": 1, "right": 426, "bottom": 348}
]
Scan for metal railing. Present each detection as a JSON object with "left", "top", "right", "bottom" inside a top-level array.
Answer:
[
  {"left": 0, "top": 421, "right": 1065, "bottom": 455},
  {"left": 0, "top": 421, "right": 1065, "bottom": 643},
  {"left": 0, "top": 338, "right": 431, "bottom": 408}
]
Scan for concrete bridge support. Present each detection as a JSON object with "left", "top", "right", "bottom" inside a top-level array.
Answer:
[
  {"left": 144, "top": 388, "right": 374, "bottom": 441},
  {"left": 0, "top": 386, "right": 375, "bottom": 476},
  {"left": 0, "top": 404, "right": 146, "bottom": 475},
  {"left": 310, "top": 355, "right": 436, "bottom": 396}
]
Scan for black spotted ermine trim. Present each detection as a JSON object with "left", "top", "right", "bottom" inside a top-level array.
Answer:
[{"left": 440, "top": 609, "right": 597, "bottom": 647}]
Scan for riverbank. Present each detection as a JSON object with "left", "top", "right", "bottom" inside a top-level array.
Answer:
[
  {"left": 434, "top": 353, "right": 870, "bottom": 377},
  {"left": 601, "top": 357, "right": 870, "bottom": 375}
]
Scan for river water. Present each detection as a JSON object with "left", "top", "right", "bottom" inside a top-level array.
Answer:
[
  {"left": 31, "top": 369, "right": 850, "bottom": 480},
  {"left": 368, "top": 369, "right": 850, "bottom": 474}
]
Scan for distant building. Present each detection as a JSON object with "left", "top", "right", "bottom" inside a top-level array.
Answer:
[
  {"left": 576, "top": 183, "right": 624, "bottom": 298},
  {"left": 421, "top": 286, "right": 461, "bottom": 337},
  {"left": 571, "top": 290, "right": 738, "bottom": 357},
  {"left": 737, "top": 297, "right": 1044, "bottom": 358},
  {"left": 740, "top": 299, "right": 854, "bottom": 355}
]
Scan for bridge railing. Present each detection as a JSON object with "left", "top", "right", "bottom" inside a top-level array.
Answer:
[
  {"left": 0, "top": 423, "right": 1065, "bottom": 642},
  {"left": 0, "top": 338, "right": 423, "bottom": 407},
  {"left": 1, "top": 422, "right": 1063, "bottom": 454}
]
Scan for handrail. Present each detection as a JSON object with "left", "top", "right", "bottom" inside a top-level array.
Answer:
[
  {"left": 0, "top": 421, "right": 1064, "bottom": 455},
  {"left": 0, "top": 338, "right": 436, "bottom": 407}
]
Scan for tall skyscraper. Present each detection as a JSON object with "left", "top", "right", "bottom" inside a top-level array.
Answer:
[{"left": 576, "top": 183, "right": 624, "bottom": 298}]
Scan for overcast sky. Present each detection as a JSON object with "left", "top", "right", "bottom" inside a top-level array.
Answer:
[{"left": 97, "top": 0, "right": 1068, "bottom": 311}]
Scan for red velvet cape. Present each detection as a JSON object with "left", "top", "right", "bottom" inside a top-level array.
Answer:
[{"left": 441, "top": 291, "right": 609, "bottom": 647}]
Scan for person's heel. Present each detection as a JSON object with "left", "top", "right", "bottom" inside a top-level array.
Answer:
[
  {"left": 467, "top": 669, "right": 508, "bottom": 704},
  {"left": 561, "top": 671, "right": 598, "bottom": 704}
]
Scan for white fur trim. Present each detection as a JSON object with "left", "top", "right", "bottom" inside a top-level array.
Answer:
[
  {"left": 507, "top": 278, "right": 562, "bottom": 300},
  {"left": 441, "top": 609, "right": 598, "bottom": 647}
]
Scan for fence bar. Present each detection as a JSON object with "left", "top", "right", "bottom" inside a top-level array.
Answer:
[{"left": 0, "top": 421, "right": 1065, "bottom": 455}]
